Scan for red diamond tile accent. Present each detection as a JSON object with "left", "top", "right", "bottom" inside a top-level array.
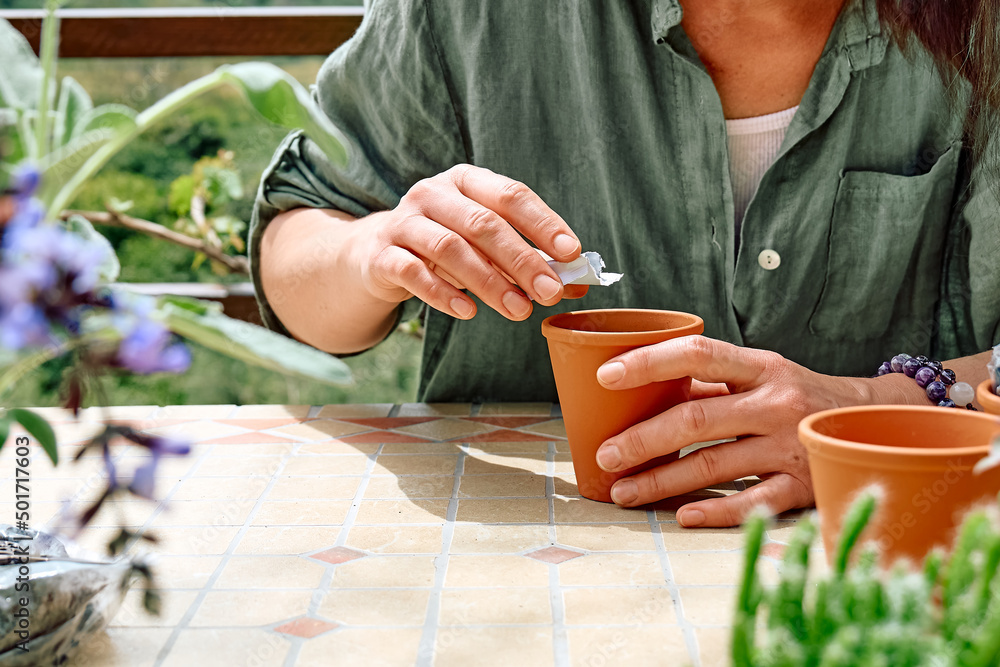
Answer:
[
  {"left": 200, "top": 432, "right": 296, "bottom": 445},
  {"left": 340, "top": 431, "right": 435, "bottom": 445},
  {"left": 338, "top": 417, "right": 439, "bottom": 429},
  {"left": 274, "top": 617, "right": 338, "bottom": 638},
  {"left": 464, "top": 417, "right": 551, "bottom": 429},
  {"left": 760, "top": 542, "right": 786, "bottom": 560},
  {"left": 310, "top": 546, "right": 367, "bottom": 565},
  {"left": 456, "top": 429, "right": 552, "bottom": 443},
  {"left": 526, "top": 546, "right": 584, "bottom": 564},
  {"left": 215, "top": 419, "right": 304, "bottom": 430}
]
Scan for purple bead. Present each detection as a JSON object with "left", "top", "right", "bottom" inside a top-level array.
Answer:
[
  {"left": 902, "top": 358, "right": 923, "bottom": 378},
  {"left": 914, "top": 366, "right": 937, "bottom": 388},
  {"left": 928, "top": 360, "right": 943, "bottom": 373},
  {"left": 890, "top": 354, "right": 910, "bottom": 373},
  {"left": 876, "top": 362, "right": 892, "bottom": 376},
  {"left": 939, "top": 369, "right": 957, "bottom": 386},
  {"left": 937, "top": 399, "right": 957, "bottom": 408},
  {"left": 926, "top": 381, "right": 947, "bottom": 403},
  {"left": 914, "top": 355, "right": 929, "bottom": 365}
]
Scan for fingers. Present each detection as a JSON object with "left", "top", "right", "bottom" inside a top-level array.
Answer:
[
  {"left": 370, "top": 245, "right": 478, "bottom": 320},
  {"left": 596, "top": 393, "right": 760, "bottom": 473},
  {"left": 607, "top": 437, "right": 782, "bottom": 507},
  {"left": 420, "top": 190, "right": 566, "bottom": 306},
  {"left": 674, "top": 474, "right": 813, "bottom": 528},
  {"left": 447, "top": 165, "right": 582, "bottom": 262},
  {"left": 563, "top": 285, "right": 589, "bottom": 300},
  {"left": 597, "top": 336, "right": 776, "bottom": 391}
]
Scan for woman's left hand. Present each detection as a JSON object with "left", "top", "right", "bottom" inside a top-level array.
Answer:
[{"left": 594, "top": 335, "right": 884, "bottom": 527}]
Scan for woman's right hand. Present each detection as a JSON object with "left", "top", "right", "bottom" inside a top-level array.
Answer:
[{"left": 356, "top": 164, "right": 588, "bottom": 321}]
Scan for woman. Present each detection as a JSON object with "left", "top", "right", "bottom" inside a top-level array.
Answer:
[{"left": 252, "top": 0, "right": 999, "bottom": 527}]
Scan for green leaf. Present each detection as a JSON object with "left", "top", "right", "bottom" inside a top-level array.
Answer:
[
  {"left": 218, "top": 62, "right": 349, "bottom": 167},
  {"left": 54, "top": 76, "right": 93, "bottom": 148},
  {"left": 159, "top": 296, "right": 352, "bottom": 386},
  {"left": 167, "top": 174, "right": 195, "bottom": 217},
  {"left": 72, "top": 103, "right": 137, "bottom": 137},
  {"left": 0, "top": 19, "right": 43, "bottom": 110},
  {"left": 834, "top": 491, "right": 877, "bottom": 577},
  {"left": 0, "top": 417, "right": 10, "bottom": 455},
  {"left": 65, "top": 214, "right": 121, "bottom": 283},
  {"left": 8, "top": 408, "right": 58, "bottom": 465}
]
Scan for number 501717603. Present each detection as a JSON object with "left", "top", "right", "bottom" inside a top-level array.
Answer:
[{"left": 14, "top": 436, "right": 30, "bottom": 531}]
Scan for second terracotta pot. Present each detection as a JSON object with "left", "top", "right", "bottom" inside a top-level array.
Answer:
[
  {"left": 977, "top": 379, "right": 1000, "bottom": 416},
  {"left": 541, "top": 309, "right": 704, "bottom": 502},
  {"left": 799, "top": 406, "right": 1000, "bottom": 566}
]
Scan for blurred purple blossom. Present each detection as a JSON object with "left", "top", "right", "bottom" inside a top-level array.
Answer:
[{"left": 115, "top": 317, "right": 192, "bottom": 375}]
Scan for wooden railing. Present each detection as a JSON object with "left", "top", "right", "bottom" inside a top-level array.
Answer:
[
  {"left": 4, "top": 6, "right": 364, "bottom": 57},
  {"left": 2, "top": 6, "right": 367, "bottom": 321}
]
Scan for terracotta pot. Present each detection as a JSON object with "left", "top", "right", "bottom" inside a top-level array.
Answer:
[
  {"left": 799, "top": 405, "right": 1000, "bottom": 565},
  {"left": 541, "top": 309, "right": 704, "bottom": 502},
  {"left": 977, "top": 379, "right": 1000, "bottom": 416}
]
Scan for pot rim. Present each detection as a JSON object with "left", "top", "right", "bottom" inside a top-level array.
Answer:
[
  {"left": 541, "top": 308, "right": 704, "bottom": 346},
  {"left": 799, "top": 405, "right": 1000, "bottom": 459},
  {"left": 977, "top": 379, "right": 1000, "bottom": 413}
]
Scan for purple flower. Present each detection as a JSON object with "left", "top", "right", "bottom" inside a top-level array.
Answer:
[
  {"left": 129, "top": 459, "right": 157, "bottom": 499},
  {"left": 116, "top": 317, "right": 192, "bottom": 375},
  {"left": 0, "top": 302, "right": 51, "bottom": 350},
  {"left": 127, "top": 436, "right": 190, "bottom": 499},
  {"left": 10, "top": 164, "right": 41, "bottom": 200}
]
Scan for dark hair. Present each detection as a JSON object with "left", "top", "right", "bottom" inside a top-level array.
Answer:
[{"left": 877, "top": 0, "right": 1000, "bottom": 192}]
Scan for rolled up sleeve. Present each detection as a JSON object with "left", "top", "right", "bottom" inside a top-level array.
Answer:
[{"left": 248, "top": 0, "right": 467, "bottom": 335}]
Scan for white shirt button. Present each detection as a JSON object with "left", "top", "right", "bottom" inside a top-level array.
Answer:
[{"left": 758, "top": 249, "right": 781, "bottom": 270}]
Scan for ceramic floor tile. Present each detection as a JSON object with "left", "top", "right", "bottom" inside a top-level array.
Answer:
[
  {"left": 300, "top": 441, "right": 380, "bottom": 455},
  {"left": 230, "top": 404, "right": 311, "bottom": 418},
  {"left": 319, "top": 589, "right": 431, "bottom": 626},
  {"left": 525, "top": 546, "right": 584, "bottom": 564},
  {"left": 188, "top": 590, "right": 315, "bottom": 626},
  {"left": 371, "top": 454, "right": 459, "bottom": 475},
  {"left": 194, "top": 455, "right": 284, "bottom": 477},
  {"left": 553, "top": 496, "right": 649, "bottom": 523},
  {"left": 465, "top": 416, "right": 551, "bottom": 429},
  {"left": 455, "top": 498, "right": 549, "bottom": 523},
  {"left": 346, "top": 525, "right": 444, "bottom": 553},
  {"left": 50, "top": 420, "right": 106, "bottom": 444},
  {"left": 214, "top": 556, "right": 326, "bottom": 589},
  {"left": 766, "top": 521, "right": 810, "bottom": 544},
  {"left": 146, "top": 555, "right": 223, "bottom": 589},
  {"left": 163, "top": 629, "right": 290, "bottom": 667},
  {"left": 309, "top": 546, "right": 366, "bottom": 565},
  {"left": 519, "top": 418, "right": 567, "bottom": 439},
  {"left": 316, "top": 403, "right": 394, "bottom": 418},
  {"left": 215, "top": 418, "right": 303, "bottom": 430},
  {"left": 267, "top": 476, "right": 362, "bottom": 500},
  {"left": 80, "top": 405, "right": 158, "bottom": 421},
  {"left": 332, "top": 556, "right": 437, "bottom": 588},
  {"left": 463, "top": 453, "right": 549, "bottom": 475},
  {"left": 354, "top": 499, "right": 451, "bottom": 524},
  {"left": 444, "top": 555, "right": 549, "bottom": 587},
  {"left": 158, "top": 405, "right": 235, "bottom": 420},
  {"left": 659, "top": 523, "right": 747, "bottom": 550},
  {"left": 135, "top": 525, "right": 241, "bottom": 556},
  {"left": 458, "top": 474, "right": 546, "bottom": 498},
  {"left": 439, "top": 588, "right": 552, "bottom": 625},
  {"left": 566, "top": 626, "right": 689, "bottom": 667},
  {"left": 172, "top": 476, "right": 271, "bottom": 500},
  {"left": 563, "top": 587, "right": 677, "bottom": 626},
  {"left": 235, "top": 526, "right": 340, "bottom": 555},
  {"left": 296, "top": 628, "right": 422, "bottom": 667},
  {"left": 670, "top": 552, "right": 778, "bottom": 586},
  {"left": 553, "top": 475, "right": 581, "bottom": 497},
  {"left": 342, "top": 417, "right": 439, "bottom": 430},
  {"left": 199, "top": 432, "right": 297, "bottom": 446},
  {"left": 394, "top": 418, "right": 496, "bottom": 441},
  {"left": 679, "top": 586, "right": 737, "bottom": 626},
  {"left": 110, "top": 590, "right": 199, "bottom": 628},
  {"left": 253, "top": 500, "right": 353, "bottom": 526},
  {"left": 70, "top": 627, "right": 171, "bottom": 667},
  {"left": 558, "top": 553, "right": 666, "bottom": 586},
  {"left": 463, "top": 442, "right": 550, "bottom": 454},
  {"left": 478, "top": 402, "right": 553, "bottom": 416},
  {"left": 363, "top": 476, "right": 455, "bottom": 499},
  {"left": 150, "top": 499, "right": 256, "bottom": 527},
  {"left": 556, "top": 524, "right": 657, "bottom": 552},
  {"left": 696, "top": 626, "right": 733, "bottom": 667},
  {"left": 449, "top": 524, "right": 550, "bottom": 553},
  {"left": 270, "top": 420, "right": 369, "bottom": 440},
  {"left": 281, "top": 455, "right": 370, "bottom": 476},
  {"left": 459, "top": 429, "right": 554, "bottom": 443},
  {"left": 379, "top": 441, "right": 464, "bottom": 454},
  {"left": 274, "top": 617, "right": 338, "bottom": 639},
  {"left": 340, "top": 431, "right": 435, "bottom": 445},
  {"left": 397, "top": 403, "right": 472, "bottom": 417},
  {"left": 433, "top": 627, "right": 554, "bottom": 667}
]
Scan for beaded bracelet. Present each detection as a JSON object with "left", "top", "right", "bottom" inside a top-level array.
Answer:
[{"left": 874, "top": 354, "right": 978, "bottom": 410}]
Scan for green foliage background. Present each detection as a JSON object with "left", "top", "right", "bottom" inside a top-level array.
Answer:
[{"left": 2, "top": 2, "right": 424, "bottom": 409}]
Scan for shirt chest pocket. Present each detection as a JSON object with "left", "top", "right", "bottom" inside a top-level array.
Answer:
[{"left": 807, "top": 143, "right": 962, "bottom": 341}]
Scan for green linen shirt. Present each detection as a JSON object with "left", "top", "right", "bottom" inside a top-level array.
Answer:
[{"left": 250, "top": 0, "right": 1000, "bottom": 403}]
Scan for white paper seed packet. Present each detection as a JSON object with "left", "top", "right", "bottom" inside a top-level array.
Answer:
[{"left": 535, "top": 249, "right": 623, "bottom": 287}]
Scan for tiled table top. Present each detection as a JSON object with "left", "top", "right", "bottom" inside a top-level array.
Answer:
[{"left": 0, "top": 403, "right": 820, "bottom": 667}]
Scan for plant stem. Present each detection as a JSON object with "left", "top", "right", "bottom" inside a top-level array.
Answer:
[
  {"left": 0, "top": 344, "right": 69, "bottom": 401},
  {"left": 48, "top": 71, "right": 228, "bottom": 217},
  {"left": 61, "top": 209, "right": 249, "bottom": 275},
  {"left": 35, "top": 0, "right": 62, "bottom": 159}
]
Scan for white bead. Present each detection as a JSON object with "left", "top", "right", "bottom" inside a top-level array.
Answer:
[{"left": 950, "top": 381, "right": 975, "bottom": 406}]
